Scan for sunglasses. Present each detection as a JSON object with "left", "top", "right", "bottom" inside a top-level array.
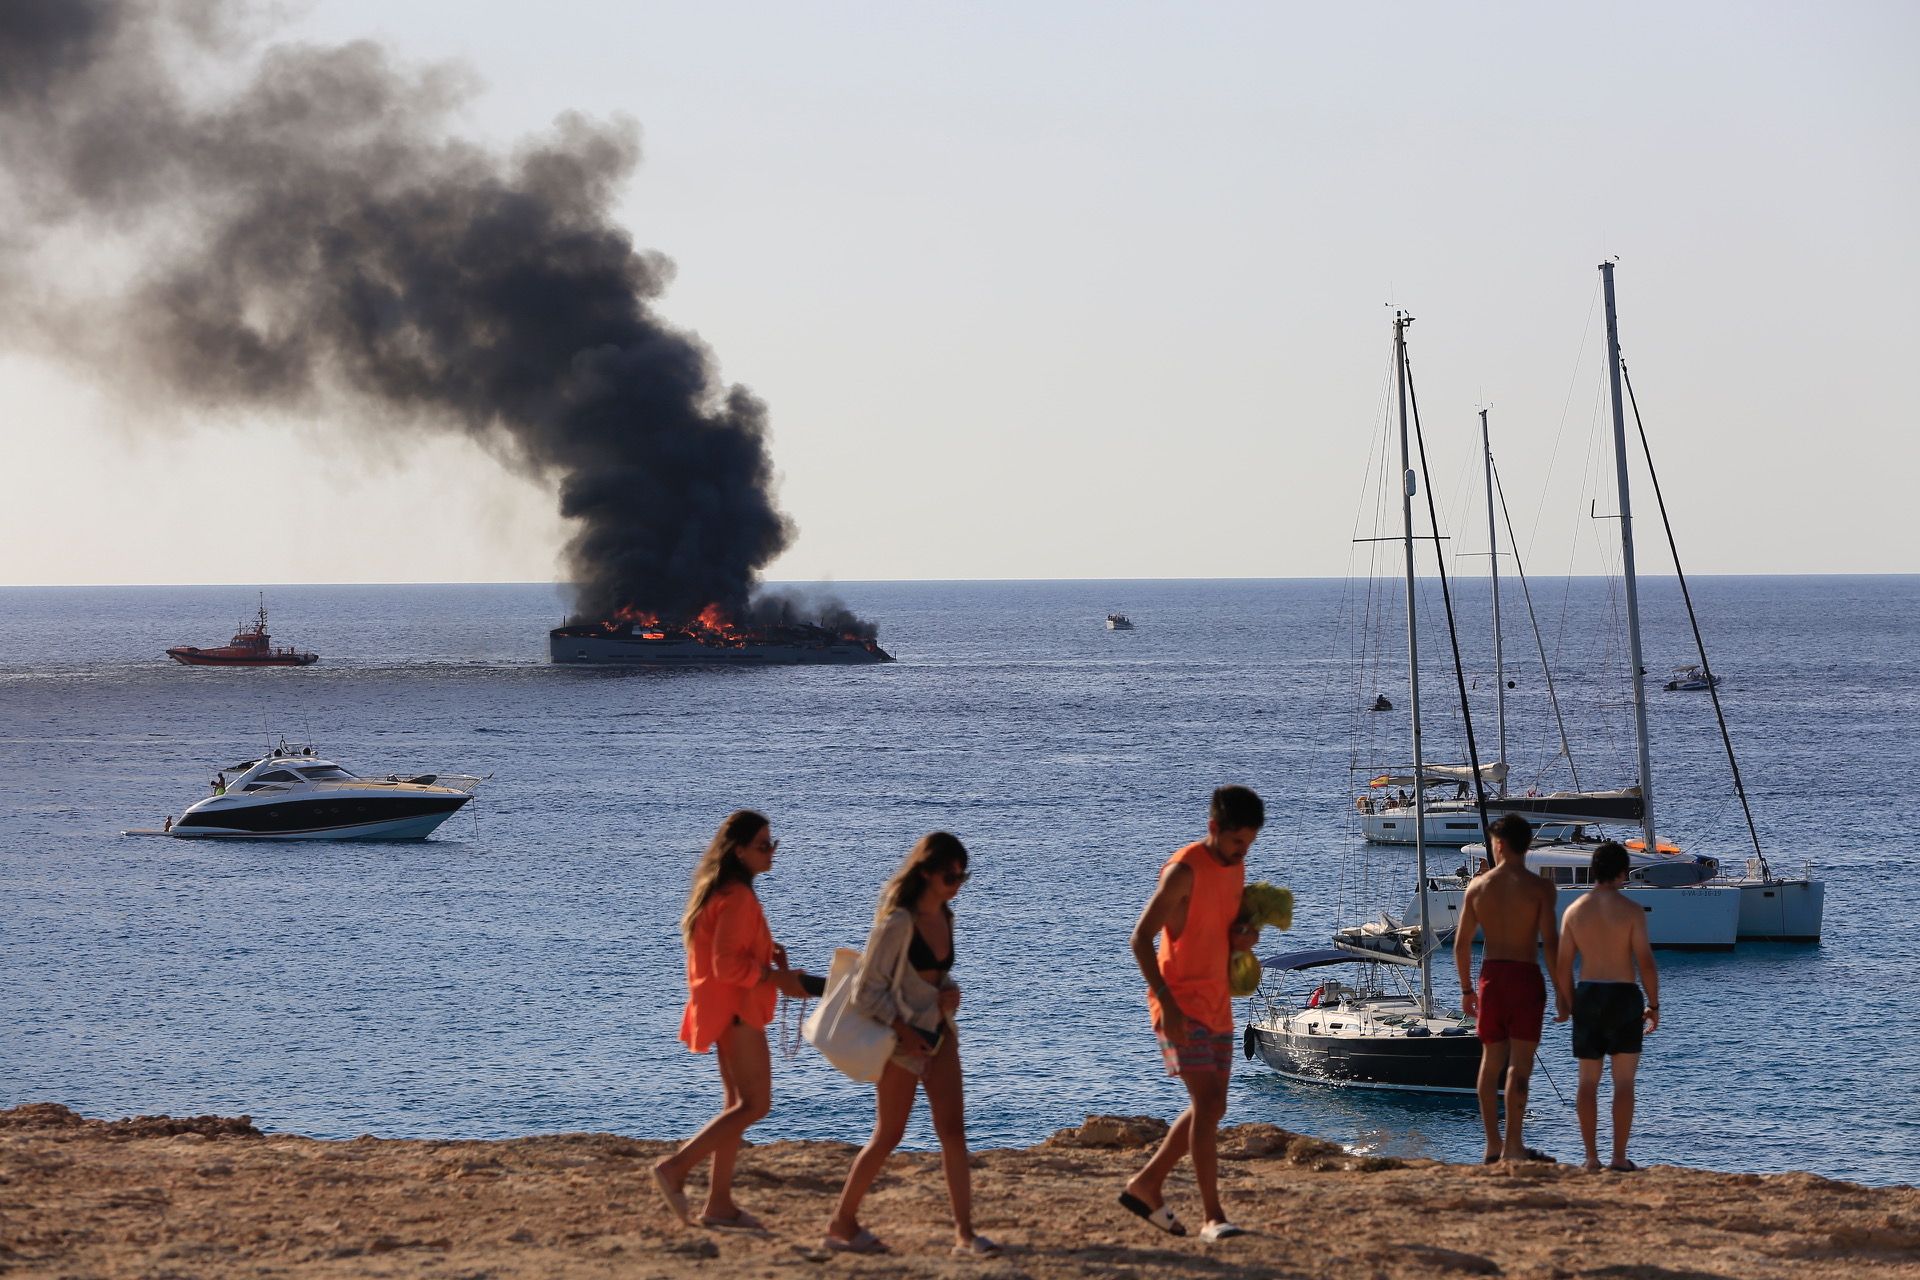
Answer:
[
  {"left": 751, "top": 837, "right": 779, "bottom": 854},
  {"left": 939, "top": 868, "right": 969, "bottom": 885}
]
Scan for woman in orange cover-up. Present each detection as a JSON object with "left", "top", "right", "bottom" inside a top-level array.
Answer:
[{"left": 653, "top": 810, "right": 814, "bottom": 1229}]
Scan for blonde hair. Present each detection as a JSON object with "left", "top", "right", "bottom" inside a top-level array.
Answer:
[
  {"left": 874, "top": 831, "right": 969, "bottom": 923},
  {"left": 680, "top": 809, "right": 769, "bottom": 947}
]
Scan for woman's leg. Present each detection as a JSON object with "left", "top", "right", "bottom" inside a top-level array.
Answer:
[
  {"left": 702, "top": 1026, "right": 771, "bottom": 1219},
  {"left": 825, "top": 1060, "right": 918, "bottom": 1241},
  {"left": 922, "top": 1033, "right": 976, "bottom": 1244},
  {"left": 654, "top": 1022, "right": 772, "bottom": 1221}
]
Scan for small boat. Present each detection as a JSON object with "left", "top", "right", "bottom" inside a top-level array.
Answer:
[
  {"left": 1664, "top": 663, "right": 1721, "bottom": 691},
  {"left": 167, "top": 597, "right": 317, "bottom": 667},
  {"left": 161, "top": 744, "right": 480, "bottom": 839},
  {"left": 1370, "top": 693, "right": 1393, "bottom": 712},
  {"left": 1105, "top": 614, "right": 1135, "bottom": 630}
]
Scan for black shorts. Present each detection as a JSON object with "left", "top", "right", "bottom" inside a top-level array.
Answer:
[{"left": 1571, "top": 982, "right": 1644, "bottom": 1059}]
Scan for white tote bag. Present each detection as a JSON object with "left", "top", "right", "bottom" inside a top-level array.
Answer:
[{"left": 803, "top": 937, "right": 910, "bottom": 1083}]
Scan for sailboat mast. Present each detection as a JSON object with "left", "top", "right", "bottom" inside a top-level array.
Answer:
[
  {"left": 1482, "top": 408, "right": 1506, "bottom": 795},
  {"left": 1396, "top": 312, "right": 1434, "bottom": 1017},
  {"left": 1600, "top": 262, "right": 1659, "bottom": 853}
]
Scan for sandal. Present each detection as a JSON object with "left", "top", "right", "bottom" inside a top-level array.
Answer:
[
  {"left": 700, "top": 1209, "right": 764, "bottom": 1230},
  {"left": 1200, "top": 1221, "right": 1246, "bottom": 1242},
  {"left": 952, "top": 1235, "right": 1002, "bottom": 1257},
  {"left": 1118, "top": 1190, "right": 1186, "bottom": 1237},
  {"left": 823, "top": 1229, "right": 888, "bottom": 1255}
]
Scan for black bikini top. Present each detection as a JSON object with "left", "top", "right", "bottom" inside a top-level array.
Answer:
[{"left": 908, "top": 919, "right": 955, "bottom": 973}]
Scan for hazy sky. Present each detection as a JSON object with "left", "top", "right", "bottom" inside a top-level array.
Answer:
[{"left": 3, "top": 1, "right": 1914, "bottom": 585}]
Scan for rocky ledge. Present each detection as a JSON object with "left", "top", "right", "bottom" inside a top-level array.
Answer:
[{"left": 2, "top": 1104, "right": 1916, "bottom": 1278}]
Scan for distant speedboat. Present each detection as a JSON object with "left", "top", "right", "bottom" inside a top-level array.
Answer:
[
  {"left": 168, "top": 746, "right": 480, "bottom": 840},
  {"left": 1664, "top": 663, "right": 1720, "bottom": 691},
  {"left": 167, "top": 597, "right": 317, "bottom": 667},
  {"left": 1106, "top": 614, "right": 1134, "bottom": 630}
]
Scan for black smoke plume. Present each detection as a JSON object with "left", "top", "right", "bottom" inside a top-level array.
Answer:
[{"left": 0, "top": 0, "right": 858, "bottom": 630}]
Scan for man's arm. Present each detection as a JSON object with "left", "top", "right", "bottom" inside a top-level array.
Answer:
[
  {"left": 1453, "top": 885, "right": 1480, "bottom": 1017},
  {"left": 1538, "top": 880, "right": 1564, "bottom": 1018},
  {"left": 1131, "top": 862, "right": 1193, "bottom": 1039},
  {"left": 1633, "top": 910, "right": 1660, "bottom": 1033},
  {"left": 1551, "top": 904, "right": 1577, "bottom": 1022}
]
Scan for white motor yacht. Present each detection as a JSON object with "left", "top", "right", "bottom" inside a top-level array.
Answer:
[
  {"left": 1410, "top": 833, "right": 1741, "bottom": 950},
  {"left": 168, "top": 747, "right": 480, "bottom": 840}
]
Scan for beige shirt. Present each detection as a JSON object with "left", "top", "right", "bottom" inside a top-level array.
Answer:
[{"left": 852, "top": 907, "right": 955, "bottom": 1035}]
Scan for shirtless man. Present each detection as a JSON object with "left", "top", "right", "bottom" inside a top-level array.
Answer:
[
  {"left": 1454, "top": 814, "right": 1560, "bottom": 1164},
  {"left": 1120, "top": 785, "right": 1264, "bottom": 1243},
  {"left": 1552, "top": 840, "right": 1659, "bottom": 1171}
]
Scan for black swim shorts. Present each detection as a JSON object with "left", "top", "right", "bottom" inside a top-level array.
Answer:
[{"left": 1571, "top": 981, "right": 1645, "bottom": 1059}]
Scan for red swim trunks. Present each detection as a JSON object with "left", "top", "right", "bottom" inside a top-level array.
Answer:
[{"left": 1475, "top": 960, "right": 1546, "bottom": 1044}]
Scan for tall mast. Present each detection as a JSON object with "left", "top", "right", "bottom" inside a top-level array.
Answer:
[
  {"left": 1396, "top": 312, "right": 1434, "bottom": 1016},
  {"left": 1481, "top": 408, "right": 1506, "bottom": 795},
  {"left": 1600, "top": 262, "right": 1658, "bottom": 853}
]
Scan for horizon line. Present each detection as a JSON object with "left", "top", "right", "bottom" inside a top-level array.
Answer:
[{"left": 3, "top": 571, "right": 1917, "bottom": 590}]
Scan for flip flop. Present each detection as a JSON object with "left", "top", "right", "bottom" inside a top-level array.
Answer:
[
  {"left": 700, "top": 1209, "right": 764, "bottom": 1230},
  {"left": 1200, "top": 1221, "right": 1247, "bottom": 1242},
  {"left": 1118, "top": 1190, "right": 1187, "bottom": 1237},
  {"left": 952, "top": 1235, "right": 1002, "bottom": 1257},
  {"left": 1607, "top": 1159, "right": 1642, "bottom": 1173},
  {"left": 652, "top": 1166, "right": 692, "bottom": 1225},
  {"left": 823, "top": 1229, "right": 888, "bottom": 1255}
]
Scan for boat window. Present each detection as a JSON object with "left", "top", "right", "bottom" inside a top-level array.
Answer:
[
  {"left": 254, "top": 770, "right": 300, "bottom": 783},
  {"left": 299, "top": 766, "right": 354, "bottom": 780}
]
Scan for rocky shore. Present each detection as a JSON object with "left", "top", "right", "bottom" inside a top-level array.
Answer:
[{"left": 3, "top": 1104, "right": 1916, "bottom": 1278}]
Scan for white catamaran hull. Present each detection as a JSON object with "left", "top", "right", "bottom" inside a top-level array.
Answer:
[
  {"left": 1414, "top": 881, "right": 1741, "bottom": 950},
  {"left": 1721, "top": 877, "right": 1823, "bottom": 942}
]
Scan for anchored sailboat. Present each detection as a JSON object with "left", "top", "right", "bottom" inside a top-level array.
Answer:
[
  {"left": 1246, "top": 312, "right": 1482, "bottom": 1093},
  {"left": 1414, "top": 262, "right": 1821, "bottom": 946}
]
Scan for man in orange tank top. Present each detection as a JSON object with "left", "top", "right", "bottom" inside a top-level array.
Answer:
[{"left": 1119, "top": 785, "right": 1264, "bottom": 1243}]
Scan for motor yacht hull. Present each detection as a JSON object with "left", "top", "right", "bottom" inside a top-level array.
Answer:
[
  {"left": 1248, "top": 1013, "right": 1483, "bottom": 1093},
  {"left": 550, "top": 630, "right": 891, "bottom": 666},
  {"left": 1414, "top": 880, "right": 1741, "bottom": 950},
  {"left": 173, "top": 793, "right": 470, "bottom": 840}
]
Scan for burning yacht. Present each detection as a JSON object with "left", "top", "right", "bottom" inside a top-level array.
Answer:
[{"left": 551, "top": 605, "right": 893, "bottom": 666}]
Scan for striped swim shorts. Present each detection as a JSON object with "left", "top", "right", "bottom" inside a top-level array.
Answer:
[{"left": 1155, "top": 1017, "right": 1235, "bottom": 1077}]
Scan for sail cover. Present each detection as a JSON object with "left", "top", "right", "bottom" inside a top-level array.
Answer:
[{"left": 1367, "top": 762, "right": 1509, "bottom": 788}]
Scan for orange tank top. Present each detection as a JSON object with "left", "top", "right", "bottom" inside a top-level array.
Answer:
[{"left": 1146, "top": 840, "right": 1245, "bottom": 1034}]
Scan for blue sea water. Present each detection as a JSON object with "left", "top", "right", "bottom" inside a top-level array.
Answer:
[{"left": 1, "top": 577, "right": 1916, "bottom": 1186}]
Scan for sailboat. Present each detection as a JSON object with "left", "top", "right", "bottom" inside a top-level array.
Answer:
[
  {"left": 1412, "top": 262, "right": 1820, "bottom": 946},
  {"left": 1245, "top": 312, "right": 1482, "bottom": 1093},
  {"left": 1357, "top": 409, "right": 1648, "bottom": 846}
]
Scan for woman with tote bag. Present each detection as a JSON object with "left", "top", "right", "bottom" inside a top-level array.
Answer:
[
  {"left": 653, "top": 810, "right": 814, "bottom": 1229},
  {"left": 821, "top": 832, "right": 999, "bottom": 1257}
]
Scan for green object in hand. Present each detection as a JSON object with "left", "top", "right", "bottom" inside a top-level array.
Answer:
[
  {"left": 1228, "top": 950, "right": 1263, "bottom": 997},
  {"left": 1238, "top": 881, "right": 1294, "bottom": 931}
]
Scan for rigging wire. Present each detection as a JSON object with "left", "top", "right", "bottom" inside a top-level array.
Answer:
[
  {"left": 1620, "top": 359, "right": 1767, "bottom": 869},
  {"left": 1400, "top": 341, "right": 1495, "bottom": 841},
  {"left": 1491, "top": 457, "right": 1584, "bottom": 791}
]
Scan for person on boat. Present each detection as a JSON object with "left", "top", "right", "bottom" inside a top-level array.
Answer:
[
  {"left": 653, "top": 810, "right": 816, "bottom": 1229},
  {"left": 1454, "top": 813, "right": 1562, "bottom": 1165},
  {"left": 1552, "top": 840, "right": 1660, "bottom": 1172},
  {"left": 211, "top": 773, "right": 226, "bottom": 795},
  {"left": 161, "top": 815, "right": 173, "bottom": 832},
  {"left": 824, "top": 832, "right": 997, "bottom": 1257},
  {"left": 1119, "top": 785, "right": 1265, "bottom": 1243}
]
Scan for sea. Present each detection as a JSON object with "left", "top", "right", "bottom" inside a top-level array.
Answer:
[{"left": 2, "top": 577, "right": 1916, "bottom": 1187}]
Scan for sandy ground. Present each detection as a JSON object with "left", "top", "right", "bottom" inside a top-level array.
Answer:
[{"left": 2, "top": 1104, "right": 1916, "bottom": 1279}]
